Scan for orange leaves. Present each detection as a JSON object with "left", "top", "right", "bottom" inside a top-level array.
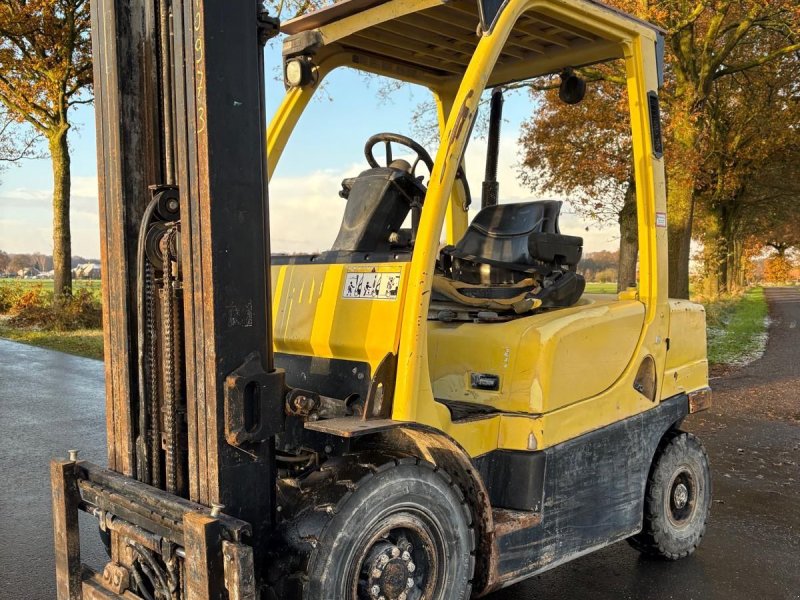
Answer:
[
  {"left": 0, "top": 0, "right": 91, "bottom": 133},
  {"left": 517, "top": 67, "right": 633, "bottom": 224}
]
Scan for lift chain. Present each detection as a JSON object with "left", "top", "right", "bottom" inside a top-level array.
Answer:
[
  {"left": 146, "top": 260, "right": 162, "bottom": 488},
  {"left": 161, "top": 227, "right": 179, "bottom": 495}
]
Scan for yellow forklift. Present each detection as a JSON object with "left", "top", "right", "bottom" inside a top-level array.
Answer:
[{"left": 52, "top": 0, "right": 712, "bottom": 599}]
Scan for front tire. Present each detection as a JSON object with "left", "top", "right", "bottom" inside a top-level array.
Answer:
[
  {"left": 282, "top": 455, "right": 475, "bottom": 600},
  {"left": 629, "top": 430, "right": 711, "bottom": 560}
]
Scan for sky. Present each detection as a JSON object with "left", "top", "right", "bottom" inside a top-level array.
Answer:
[{"left": 0, "top": 42, "right": 618, "bottom": 258}]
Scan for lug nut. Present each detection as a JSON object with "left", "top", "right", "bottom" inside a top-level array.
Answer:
[
  {"left": 398, "top": 593, "right": 407, "bottom": 600},
  {"left": 401, "top": 551, "right": 411, "bottom": 561},
  {"left": 378, "top": 554, "right": 389, "bottom": 565},
  {"left": 372, "top": 568, "right": 382, "bottom": 579},
  {"left": 68, "top": 449, "right": 79, "bottom": 462},
  {"left": 370, "top": 584, "right": 380, "bottom": 597},
  {"left": 407, "top": 577, "right": 414, "bottom": 589},
  {"left": 407, "top": 562, "right": 416, "bottom": 573},
  {"left": 391, "top": 547, "right": 400, "bottom": 558}
]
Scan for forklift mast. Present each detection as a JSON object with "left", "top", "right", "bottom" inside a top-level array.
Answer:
[{"left": 51, "top": 0, "right": 284, "bottom": 598}]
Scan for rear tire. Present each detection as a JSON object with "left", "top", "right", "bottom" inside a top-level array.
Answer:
[
  {"left": 628, "top": 430, "right": 711, "bottom": 560},
  {"left": 281, "top": 455, "right": 475, "bottom": 600}
]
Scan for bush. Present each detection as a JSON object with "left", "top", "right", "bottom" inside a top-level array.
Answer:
[
  {"left": 0, "top": 281, "right": 25, "bottom": 313},
  {"left": 7, "top": 286, "right": 102, "bottom": 331},
  {"left": 57, "top": 289, "right": 103, "bottom": 330}
]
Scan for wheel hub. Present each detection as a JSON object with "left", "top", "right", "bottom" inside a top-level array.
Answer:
[
  {"left": 667, "top": 468, "right": 697, "bottom": 526},
  {"left": 673, "top": 482, "right": 689, "bottom": 509},
  {"left": 365, "top": 540, "right": 415, "bottom": 600}
]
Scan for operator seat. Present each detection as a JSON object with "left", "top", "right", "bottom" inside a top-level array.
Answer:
[{"left": 437, "top": 200, "right": 585, "bottom": 311}]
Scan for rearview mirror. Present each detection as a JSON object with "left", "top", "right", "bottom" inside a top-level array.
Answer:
[{"left": 559, "top": 68, "right": 586, "bottom": 105}]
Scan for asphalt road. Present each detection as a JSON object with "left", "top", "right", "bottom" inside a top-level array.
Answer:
[{"left": 0, "top": 287, "right": 798, "bottom": 599}]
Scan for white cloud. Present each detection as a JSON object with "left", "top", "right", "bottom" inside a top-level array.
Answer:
[{"left": 0, "top": 175, "right": 101, "bottom": 256}]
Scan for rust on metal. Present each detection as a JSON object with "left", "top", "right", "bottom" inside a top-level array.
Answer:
[
  {"left": 51, "top": 459, "right": 82, "bottom": 600},
  {"left": 183, "top": 512, "right": 225, "bottom": 600},
  {"left": 491, "top": 508, "right": 542, "bottom": 537},
  {"left": 688, "top": 387, "right": 712, "bottom": 413},
  {"left": 81, "top": 567, "right": 141, "bottom": 599},
  {"left": 101, "top": 563, "right": 130, "bottom": 595},
  {"left": 222, "top": 541, "right": 257, "bottom": 600}
]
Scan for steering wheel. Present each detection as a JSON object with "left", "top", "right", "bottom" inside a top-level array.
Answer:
[
  {"left": 364, "top": 132, "right": 473, "bottom": 208},
  {"left": 365, "top": 132, "right": 433, "bottom": 177}
]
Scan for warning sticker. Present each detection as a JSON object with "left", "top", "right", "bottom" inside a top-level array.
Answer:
[
  {"left": 343, "top": 270, "right": 401, "bottom": 300},
  {"left": 655, "top": 212, "right": 667, "bottom": 228}
]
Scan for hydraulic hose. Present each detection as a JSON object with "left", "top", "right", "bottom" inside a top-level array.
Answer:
[{"left": 135, "top": 197, "right": 161, "bottom": 484}]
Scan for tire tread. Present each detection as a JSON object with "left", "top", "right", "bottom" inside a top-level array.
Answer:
[{"left": 628, "top": 430, "right": 711, "bottom": 560}]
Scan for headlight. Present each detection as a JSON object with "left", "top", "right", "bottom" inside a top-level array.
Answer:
[{"left": 285, "top": 57, "right": 313, "bottom": 88}]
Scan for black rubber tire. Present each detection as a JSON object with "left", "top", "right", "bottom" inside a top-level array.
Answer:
[
  {"left": 628, "top": 430, "right": 711, "bottom": 560},
  {"left": 280, "top": 454, "right": 475, "bottom": 600}
]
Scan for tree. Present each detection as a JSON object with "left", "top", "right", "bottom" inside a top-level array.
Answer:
[
  {"left": 519, "top": 75, "right": 638, "bottom": 292},
  {"left": 0, "top": 249, "right": 9, "bottom": 272},
  {"left": 627, "top": 0, "right": 799, "bottom": 298},
  {"left": 268, "top": 0, "right": 329, "bottom": 21},
  {"left": 692, "top": 53, "right": 799, "bottom": 295},
  {"left": 0, "top": 0, "right": 92, "bottom": 296},
  {"left": 7, "top": 252, "right": 33, "bottom": 272},
  {"left": 518, "top": 1, "right": 800, "bottom": 298},
  {"left": 763, "top": 254, "right": 793, "bottom": 284}
]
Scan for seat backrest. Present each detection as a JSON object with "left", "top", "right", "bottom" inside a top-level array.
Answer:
[
  {"left": 330, "top": 167, "right": 424, "bottom": 253},
  {"left": 449, "top": 200, "right": 563, "bottom": 266}
]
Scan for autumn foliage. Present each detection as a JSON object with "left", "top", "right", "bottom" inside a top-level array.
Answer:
[
  {"left": 518, "top": 0, "right": 800, "bottom": 299},
  {"left": 0, "top": 0, "right": 92, "bottom": 297}
]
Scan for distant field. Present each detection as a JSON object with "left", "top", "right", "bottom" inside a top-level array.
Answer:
[
  {"left": 584, "top": 282, "right": 617, "bottom": 294},
  {"left": 0, "top": 278, "right": 102, "bottom": 297}
]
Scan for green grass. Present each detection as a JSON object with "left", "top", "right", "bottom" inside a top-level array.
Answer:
[
  {"left": 0, "top": 322, "right": 104, "bottom": 360},
  {"left": 0, "top": 278, "right": 102, "bottom": 297},
  {"left": 704, "top": 287, "right": 769, "bottom": 366},
  {"left": 584, "top": 282, "right": 617, "bottom": 294}
]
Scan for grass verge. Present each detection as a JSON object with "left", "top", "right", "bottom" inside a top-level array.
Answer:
[
  {"left": 704, "top": 287, "right": 769, "bottom": 366},
  {"left": 584, "top": 282, "right": 617, "bottom": 294},
  {"left": 0, "top": 323, "right": 104, "bottom": 360}
]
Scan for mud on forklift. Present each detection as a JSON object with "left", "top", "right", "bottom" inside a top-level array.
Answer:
[{"left": 52, "top": 0, "right": 712, "bottom": 599}]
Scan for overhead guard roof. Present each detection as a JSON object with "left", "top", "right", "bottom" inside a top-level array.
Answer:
[{"left": 282, "top": 0, "right": 662, "bottom": 87}]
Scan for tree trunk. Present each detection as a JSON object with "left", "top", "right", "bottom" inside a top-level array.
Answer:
[
  {"left": 50, "top": 128, "right": 72, "bottom": 297},
  {"left": 701, "top": 204, "right": 722, "bottom": 299},
  {"left": 667, "top": 176, "right": 695, "bottom": 299},
  {"left": 719, "top": 200, "right": 742, "bottom": 295},
  {"left": 729, "top": 237, "right": 745, "bottom": 293},
  {"left": 666, "top": 108, "right": 700, "bottom": 300},
  {"left": 701, "top": 237, "right": 721, "bottom": 298},
  {"left": 617, "top": 179, "right": 638, "bottom": 292}
]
